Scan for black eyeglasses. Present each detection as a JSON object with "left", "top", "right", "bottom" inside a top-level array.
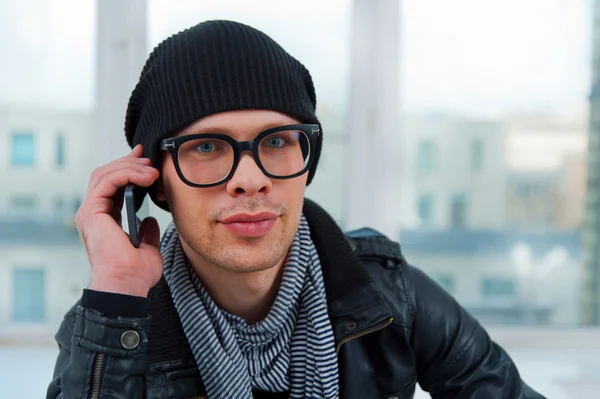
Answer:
[{"left": 160, "top": 124, "right": 320, "bottom": 188}]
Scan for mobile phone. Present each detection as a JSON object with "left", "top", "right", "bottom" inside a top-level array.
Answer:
[{"left": 124, "top": 184, "right": 139, "bottom": 248}]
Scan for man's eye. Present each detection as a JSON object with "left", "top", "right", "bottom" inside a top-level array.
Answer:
[
  {"left": 267, "top": 137, "right": 285, "bottom": 148},
  {"left": 195, "top": 142, "right": 217, "bottom": 153}
]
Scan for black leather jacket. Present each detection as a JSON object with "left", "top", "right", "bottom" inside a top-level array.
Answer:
[{"left": 47, "top": 199, "right": 546, "bottom": 399}]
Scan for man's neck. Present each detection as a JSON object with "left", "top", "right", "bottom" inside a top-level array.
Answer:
[{"left": 180, "top": 241, "right": 286, "bottom": 324}]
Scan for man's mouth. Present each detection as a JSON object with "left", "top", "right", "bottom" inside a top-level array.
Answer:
[{"left": 219, "top": 212, "right": 278, "bottom": 237}]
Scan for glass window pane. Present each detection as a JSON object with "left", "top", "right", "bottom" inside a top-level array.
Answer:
[
  {"left": 56, "top": 134, "right": 65, "bottom": 167},
  {"left": 11, "top": 131, "right": 35, "bottom": 166},
  {"left": 417, "top": 140, "right": 435, "bottom": 174},
  {"left": 482, "top": 278, "right": 516, "bottom": 296},
  {"left": 12, "top": 268, "right": 45, "bottom": 322},
  {"left": 418, "top": 194, "right": 433, "bottom": 225},
  {"left": 450, "top": 193, "right": 468, "bottom": 229},
  {"left": 9, "top": 196, "right": 37, "bottom": 212}
]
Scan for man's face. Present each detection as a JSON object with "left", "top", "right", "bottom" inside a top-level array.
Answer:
[{"left": 157, "top": 110, "right": 308, "bottom": 273}]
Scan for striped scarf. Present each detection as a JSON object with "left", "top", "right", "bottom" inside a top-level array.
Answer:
[{"left": 161, "top": 215, "right": 340, "bottom": 399}]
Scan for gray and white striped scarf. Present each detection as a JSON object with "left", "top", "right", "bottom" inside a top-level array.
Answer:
[{"left": 161, "top": 215, "right": 340, "bottom": 399}]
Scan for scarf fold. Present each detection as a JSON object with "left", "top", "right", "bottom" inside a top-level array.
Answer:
[{"left": 161, "top": 215, "right": 340, "bottom": 399}]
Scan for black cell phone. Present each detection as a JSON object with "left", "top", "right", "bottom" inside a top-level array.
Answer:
[{"left": 124, "top": 184, "right": 139, "bottom": 248}]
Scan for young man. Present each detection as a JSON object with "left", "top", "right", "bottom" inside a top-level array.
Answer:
[{"left": 47, "top": 20, "right": 545, "bottom": 399}]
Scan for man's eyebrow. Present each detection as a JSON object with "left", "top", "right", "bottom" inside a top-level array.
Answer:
[{"left": 181, "top": 122, "right": 295, "bottom": 136}]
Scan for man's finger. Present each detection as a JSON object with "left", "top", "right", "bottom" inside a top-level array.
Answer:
[
  {"left": 86, "top": 167, "right": 159, "bottom": 214},
  {"left": 87, "top": 157, "right": 152, "bottom": 194}
]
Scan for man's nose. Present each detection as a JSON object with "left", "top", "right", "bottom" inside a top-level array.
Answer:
[{"left": 225, "top": 153, "right": 272, "bottom": 196}]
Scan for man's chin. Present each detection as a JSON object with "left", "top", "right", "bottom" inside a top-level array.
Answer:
[
  {"left": 211, "top": 252, "right": 280, "bottom": 274},
  {"left": 211, "top": 241, "right": 286, "bottom": 274}
]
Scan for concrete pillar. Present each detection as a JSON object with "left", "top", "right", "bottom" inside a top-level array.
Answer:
[
  {"left": 345, "top": 0, "right": 402, "bottom": 239},
  {"left": 95, "top": 0, "right": 152, "bottom": 226}
]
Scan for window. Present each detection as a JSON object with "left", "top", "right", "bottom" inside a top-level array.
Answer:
[
  {"left": 450, "top": 193, "right": 468, "bottom": 228},
  {"left": 417, "top": 194, "right": 433, "bottom": 225},
  {"left": 12, "top": 268, "right": 45, "bottom": 322},
  {"left": 9, "top": 195, "right": 37, "bottom": 212},
  {"left": 54, "top": 197, "right": 65, "bottom": 218},
  {"left": 56, "top": 134, "right": 65, "bottom": 167},
  {"left": 11, "top": 131, "right": 35, "bottom": 166},
  {"left": 471, "top": 140, "right": 483, "bottom": 172},
  {"left": 481, "top": 278, "right": 516, "bottom": 296},
  {"left": 417, "top": 140, "right": 436, "bottom": 174}
]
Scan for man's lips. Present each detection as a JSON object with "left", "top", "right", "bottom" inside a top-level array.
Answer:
[
  {"left": 219, "top": 212, "right": 278, "bottom": 224},
  {"left": 219, "top": 212, "right": 278, "bottom": 237}
]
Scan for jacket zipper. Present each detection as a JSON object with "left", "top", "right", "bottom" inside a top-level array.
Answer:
[
  {"left": 90, "top": 353, "right": 105, "bottom": 399},
  {"left": 335, "top": 317, "right": 394, "bottom": 355}
]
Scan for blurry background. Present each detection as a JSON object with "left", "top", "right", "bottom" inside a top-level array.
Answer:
[{"left": 1, "top": 0, "right": 599, "bottom": 397}]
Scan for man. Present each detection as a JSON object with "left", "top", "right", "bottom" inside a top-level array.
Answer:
[{"left": 47, "top": 20, "right": 545, "bottom": 399}]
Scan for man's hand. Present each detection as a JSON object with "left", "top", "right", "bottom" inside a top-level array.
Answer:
[{"left": 76, "top": 144, "right": 163, "bottom": 298}]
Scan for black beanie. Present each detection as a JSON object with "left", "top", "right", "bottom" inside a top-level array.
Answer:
[{"left": 124, "top": 20, "right": 322, "bottom": 212}]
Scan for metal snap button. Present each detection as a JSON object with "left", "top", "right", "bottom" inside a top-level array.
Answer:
[
  {"left": 120, "top": 330, "right": 140, "bottom": 349},
  {"left": 345, "top": 321, "right": 357, "bottom": 331}
]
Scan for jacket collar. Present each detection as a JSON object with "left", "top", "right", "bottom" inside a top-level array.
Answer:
[{"left": 302, "top": 198, "right": 392, "bottom": 340}]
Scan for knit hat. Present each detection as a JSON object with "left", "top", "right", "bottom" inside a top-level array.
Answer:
[{"left": 124, "top": 20, "right": 322, "bottom": 212}]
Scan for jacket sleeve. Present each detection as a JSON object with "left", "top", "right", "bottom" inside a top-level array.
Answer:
[
  {"left": 46, "top": 291, "right": 151, "bottom": 399},
  {"left": 407, "top": 265, "right": 546, "bottom": 399}
]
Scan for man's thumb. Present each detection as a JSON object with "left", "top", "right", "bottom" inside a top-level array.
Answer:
[{"left": 139, "top": 217, "right": 160, "bottom": 248}]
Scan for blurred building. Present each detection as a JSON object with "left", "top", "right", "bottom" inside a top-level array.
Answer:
[
  {"left": 0, "top": 107, "right": 92, "bottom": 342},
  {"left": 393, "top": 111, "right": 586, "bottom": 325},
  {"left": 0, "top": 107, "right": 93, "bottom": 222},
  {"left": 504, "top": 112, "right": 587, "bottom": 231},
  {"left": 401, "top": 228, "right": 582, "bottom": 325},
  {"left": 582, "top": 0, "right": 600, "bottom": 325},
  {"left": 398, "top": 113, "right": 507, "bottom": 230},
  {"left": 0, "top": 0, "right": 150, "bottom": 342},
  {"left": 315, "top": 109, "right": 587, "bottom": 232},
  {"left": 506, "top": 171, "right": 559, "bottom": 229},
  {"left": 0, "top": 221, "right": 89, "bottom": 343}
]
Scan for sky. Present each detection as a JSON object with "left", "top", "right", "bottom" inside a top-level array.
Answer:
[{"left": 0, "top": 0, "right": 593, "bottom": 118}]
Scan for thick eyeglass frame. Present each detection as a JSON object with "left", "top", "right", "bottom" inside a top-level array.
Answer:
[{"left": 160, "top": 123, "right": 320, "bottom": 188}]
